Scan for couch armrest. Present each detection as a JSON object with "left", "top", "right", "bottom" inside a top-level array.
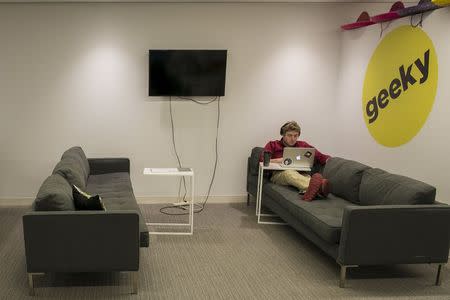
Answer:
[
  {"left": 23, "top": 210, "right": 140, "bottom": 273},
  {"left": 337, "top": 204, "right": 450, "bottom": 266},
  {"left": 88, "top": 158, "right": 130, "bottom": 175}
]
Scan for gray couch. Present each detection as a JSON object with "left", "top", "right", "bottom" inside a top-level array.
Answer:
[
  {"left": 247, "top": 147, "right": 450, "bottom": 287},
  {"left": 23, "top": 147, "right": 149, "bottom": 295}
]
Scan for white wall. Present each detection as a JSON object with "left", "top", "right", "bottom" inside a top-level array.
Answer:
[
  {"left": 335, "top": 5, "right": 450, "bottom": 204},
  {"left": 0, "top": 3, "right": 341, "bottom": 200}
]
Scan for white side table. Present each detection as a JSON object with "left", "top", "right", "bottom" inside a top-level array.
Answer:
[
  {"left": 143, "top": 168, "right": 194, "bottom": 235},
  {"left": 256, "top": 162, "right": 309, "bottom": 225}
]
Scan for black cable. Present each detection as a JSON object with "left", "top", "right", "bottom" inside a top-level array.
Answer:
[
  {"left": 170, "top": 96, "right": 188, "bottom": 201},
  {"left": 159, "top": 96, "right": 187, "bottom": 217},
  {"left": 379, "top": 19, "right": 396, "bottom": 39},
  {"left": 178, "top": 96, "right": 217, "bottom": 105},
  {"left": 195, "top": 96, "right": 220, "bottom": 213},
  {"left": 379, "top": 22, "right": 386, "bottom": 38},
  {"left": 159, "top": 96, "right": 220, "bottom": 215},
  {"left": 410, "top": 13, "right": 424, "bottom": 28}
]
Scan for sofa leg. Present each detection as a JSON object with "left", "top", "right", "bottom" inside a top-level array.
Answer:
[
  {"left": 435, "top": 264, "right": 443, "bottom": 286},
  {"left": 339, "top": 266, "right": 347, "bottom": 288},
  {"left": 247, "top": 193, "right": 250, "bottom": 206},
  {"left": 28, "top": 273, "right": 34, "bottom": 296},
  {"left": 339, "top": 265, "right": 357, "bottom": 288},
  {"left": 28, "top": 273, "right": 44, "bottom": 296},
  {"left": 131, "top": 271, "right": 138, "bottom": 294}
]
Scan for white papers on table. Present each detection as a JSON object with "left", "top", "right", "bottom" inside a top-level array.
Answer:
[{"left": 150, "top": 168, "right": 179, "bottom": 173}]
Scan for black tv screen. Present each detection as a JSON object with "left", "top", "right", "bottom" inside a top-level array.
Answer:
[{"left": 149, "top": 50, "right": 227, "bottom": 97}]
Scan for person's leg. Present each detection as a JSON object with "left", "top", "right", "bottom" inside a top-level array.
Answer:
[
  {"left": 303, "top": 173, "right": 330, "bottom": 201},
  {"left": 271, "top": 170, "right": 311, "bottom": 192}
]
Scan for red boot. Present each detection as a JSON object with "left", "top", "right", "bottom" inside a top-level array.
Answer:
[{"left": 302, "top": 173, "right": 323, "bottom": 201}]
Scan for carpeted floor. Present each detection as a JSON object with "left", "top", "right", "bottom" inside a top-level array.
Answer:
[{"left": 0, "top": 202, "right": 449, "bottom": 299}]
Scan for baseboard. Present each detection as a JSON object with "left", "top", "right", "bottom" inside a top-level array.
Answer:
[
  {"left": 0, "top": 195, "right": 247, "bottom": 206},
  {"left": 0, "top": 197, "right": 34, "bottom": 206},
  {"left": 136, "top": 195, "right": 247, "bottom": 204}
]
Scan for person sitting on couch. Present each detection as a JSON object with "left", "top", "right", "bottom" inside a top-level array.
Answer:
[{"left": 261, "top": 121, "right": 331, "bottom": 201}]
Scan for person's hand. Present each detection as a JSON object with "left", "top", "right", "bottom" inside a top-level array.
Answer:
[{"left": 270, "top": 158, "right": 283, "bottom": 163}]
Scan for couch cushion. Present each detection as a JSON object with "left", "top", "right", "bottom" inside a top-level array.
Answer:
[
  {"left": 323, "top": 157, "right": 371, "bottom": 204},
  {"left": 62, "top": 146, "right": 90, "bottom": 181},
  {"left": 86, "top": 172, "right": 133, "bottom": 195},
  {"left": 263, "top": 183, "right": 351, "bottom": 243},
  {"left": 34, "top": 174, "right": 75, "bottom": 211},
  {"left": 86, "top": 172, "right": 149, "bottom": 247},
  {"left": 53, "top": 157, "right": 87, "bottom": 190},
  {"left": 359, "top": 168, "right": 436, "bottom": 205}
]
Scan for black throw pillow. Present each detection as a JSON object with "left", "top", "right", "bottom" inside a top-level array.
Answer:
[{"left": 72, "top": 185, "right": 105, "bottom": 210}]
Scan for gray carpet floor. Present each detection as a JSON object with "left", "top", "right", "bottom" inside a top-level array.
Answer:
[{"left": 0, "top": 202, "right": 449, "bottom": 299}]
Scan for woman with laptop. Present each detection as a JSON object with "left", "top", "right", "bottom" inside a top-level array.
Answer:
[{"left": 260, "top": 121, "right": 330, "bottom": 201}]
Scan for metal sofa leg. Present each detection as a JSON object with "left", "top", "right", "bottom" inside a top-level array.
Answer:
[
  {"left": 131, "top": 271, "right": 138, "bottom": 294},
  {"left": 339, "top": 266, "right": 347, "bottom": 288},
  {"left": 435, "top": 264, "right": 443, "bottom": 286},
  {"left": 28, "top": 273, "right": 34, "bottom": 296},
  {"left": 28, "top": 273, "right": 44, "bottom": 296},
  {"left": 339, "top": 265, "right": 357, "bottom": 288}
]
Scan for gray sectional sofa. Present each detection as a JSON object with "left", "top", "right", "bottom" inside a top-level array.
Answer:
[
  {"left": 23, "top": 147, "right": 149, "bottom": 295},
  {"left": 247, "top": 147, "right": 450, "bottom": 287}
]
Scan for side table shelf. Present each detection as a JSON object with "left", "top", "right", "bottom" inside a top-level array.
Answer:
[{"left": 143, "top": 168, "right": 195, "bottom": 235}]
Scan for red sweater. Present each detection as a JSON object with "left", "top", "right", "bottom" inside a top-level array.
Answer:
[{"left": 260, "top": 140, "right": 330, "bottom": 165}]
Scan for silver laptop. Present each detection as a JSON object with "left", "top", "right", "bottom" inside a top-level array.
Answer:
[{"left": 280, "top": 147, "right": 315, "bottom": 171}]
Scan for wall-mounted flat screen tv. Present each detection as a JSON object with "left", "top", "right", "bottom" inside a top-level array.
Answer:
[{"left": 149, "top": 50, "right": 227, "bottom": 97}]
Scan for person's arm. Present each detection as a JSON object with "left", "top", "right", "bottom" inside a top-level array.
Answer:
[
  {"left": 270, "top": 157, "right": 283, "bottom": 163},
  {"left": 259, "top": 141, "right": 279, "bottom": 162},
  {"left": 315, "top": 148, "right": 331, "bottom": 165},
  {"left": 303, "top": 141, "right": 330, "bottom": 165}
]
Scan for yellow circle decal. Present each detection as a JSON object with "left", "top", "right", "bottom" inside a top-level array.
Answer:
[{"left": 362, "top": 26, "right": 438, "bottom": 147}]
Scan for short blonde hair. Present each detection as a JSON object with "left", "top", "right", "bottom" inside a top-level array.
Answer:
[{"left": 280, "top": 121, "right": 301, "bottom": 135}]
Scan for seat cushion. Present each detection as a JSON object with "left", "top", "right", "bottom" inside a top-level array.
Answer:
[
  {"left": 86, "top": 172, "right": 149, "bottom": 247},
  {"left": 34, "top": 174, "right": 75, "bottom": 211},
  {"left": 359, "top": 168, "right": 436, "bottom": 205},
  {"left": 263, "top": 183, "right": 351, "bottom": 243},
  {"left": 323, "top": 157, "right": 371, "bottom": 204},
  {"left": 61, "top": 146, "right": 90, "bottom": 181}
]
